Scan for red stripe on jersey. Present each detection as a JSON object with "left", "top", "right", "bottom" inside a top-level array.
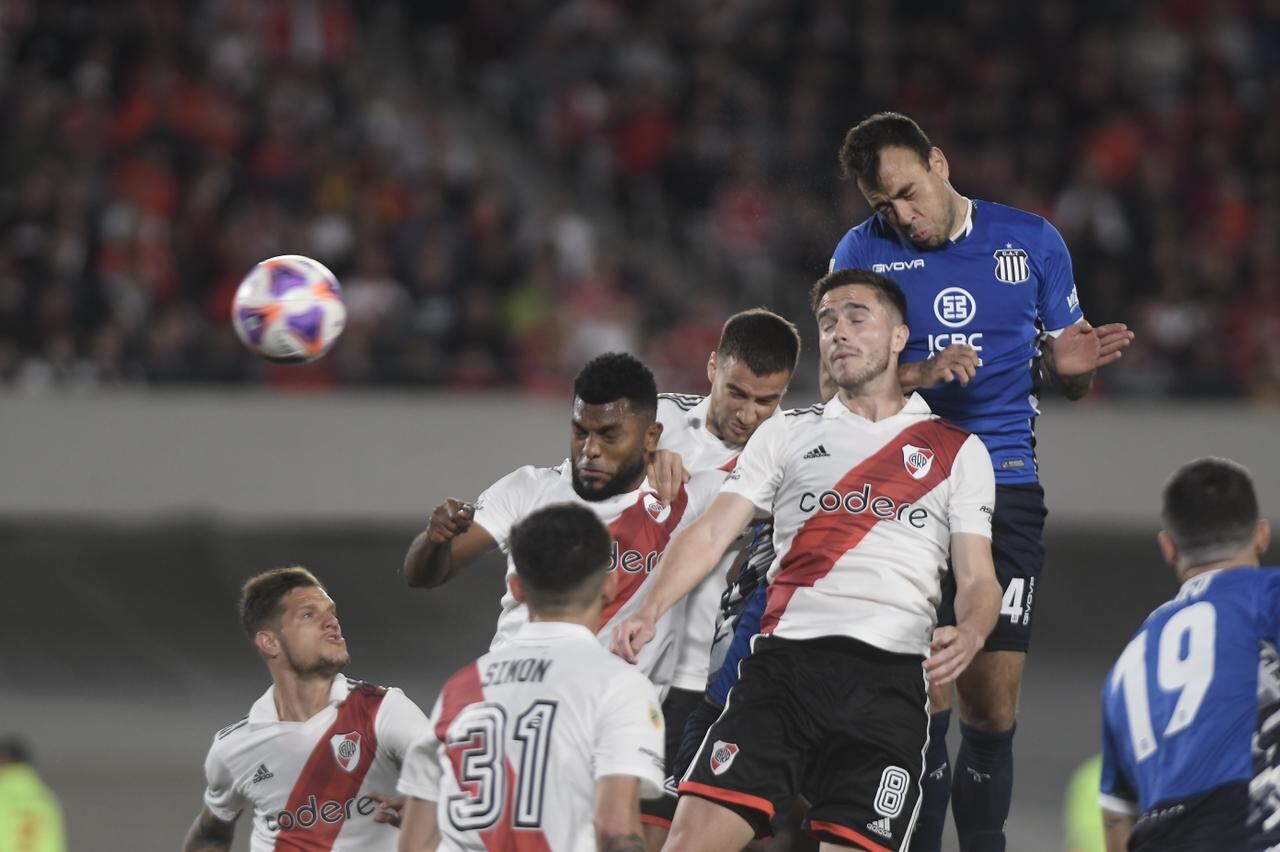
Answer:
[
  {"left": 435, "top": 663, "right": 553, "bottom": 851},
  {"left": 274, "top": 681, "right": 386, "bottom": 851},
  {"left": 809, "top": 820, "right": 894, "bottom": 852},
  {"left": 758, "top": 420, "right": 970, "bottom": 634},
  {"left": 718, "top": 455, "right": 740, "bottom": 473},
  {"left": 599, "top": 487, "right": 692, "bottom": 628}
]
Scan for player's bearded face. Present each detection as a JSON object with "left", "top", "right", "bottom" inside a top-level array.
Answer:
[
  {"left": 858, "top": 146, "right": 957, "bottom": 250},
  {"left": 570, "top": 399, "right": 656, "bottom": 501},
  {"left": 276, "top": 588, "right": 350, "bottom": 676},
  {"left": 817, "top": 285, "right": 903, "bottom": 390},
  {"left": 706, "top": 354, "right": 790, "bottom": 447}
]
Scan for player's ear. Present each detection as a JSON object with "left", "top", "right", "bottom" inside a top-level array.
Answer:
[
  {"left": 255, "top": 630, "right": 281, "bottom": 659},
  {"left": 929, "top": 146, "right": 948, "bottom": 180},
  {"left": 706, "top": 351, "right": 718, "bottom": 385},
  {"left": 508, "top": 574, "right": 527, "bottom": 605},
  {"left": 1254, "top": 519, "right": 1271, "bottom": 559},
  {"left": 891, "top": 321, "right": 909, "bottom": 355},
  {"left": 1156, "top": 529, "right": 1178, "bottom": 569},
  {"left": 644, "top": 419, "right": 663, "bottom": 453}
]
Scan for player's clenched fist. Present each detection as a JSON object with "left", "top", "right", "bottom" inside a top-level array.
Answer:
[
  {"left": 610, "top": 612, "right": 657, "bottom": 664},
  {"left": 922, "top": 624, "right": 984, "bottom": 686},
  {"left": 425, "top": 498, "right": 475, "bottom": 543}
]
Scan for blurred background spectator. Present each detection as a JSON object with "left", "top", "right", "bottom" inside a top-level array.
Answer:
[
  {"left": 0, "top": 0, "right": 1277, "bottom": 397},
  {"left": 0, "top": 736, "right": 66, "bottom": 852}
]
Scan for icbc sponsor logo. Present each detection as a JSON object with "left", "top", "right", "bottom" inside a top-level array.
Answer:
[
  {"left": 267, "top": 794, "right": 380, "bottom": 832},
  {"left": 608, "top": 540, "right": 662, "bottom": 574},
  {"left": 798, "top": 484, "right": 929, "bottom": 528}
]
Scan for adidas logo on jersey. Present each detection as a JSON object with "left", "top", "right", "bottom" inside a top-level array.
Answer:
[
  {"left": 802, "top": 444, "right": 830, "bottom": 459},
  {"left": 866, "top": 816, "right": 893, "bottom": 839},
  {"left": 251, "top": 763, "right": 274, "bottom": 784}
]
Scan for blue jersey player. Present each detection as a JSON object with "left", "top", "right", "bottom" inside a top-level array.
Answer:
[
  {"left": 828, "top": 112, "right": 1133, "bottom": 852},
  {"left": 1101, "top": 457, "right": 1278, "bottom": 851}
]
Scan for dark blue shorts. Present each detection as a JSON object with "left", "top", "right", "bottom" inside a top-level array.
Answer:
[{"left": 936, "top": 482, "right": 1047, "bottom": 653}]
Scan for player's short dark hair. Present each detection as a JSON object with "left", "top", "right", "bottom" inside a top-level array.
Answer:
[
  {"left": 239, "top": 566, "right": 325, "bottom": 637},
  {"left": 509, "top": 503, "right": 613, "bottom": 611},
  {"left": 0, "top": 736, "right": 32, "bottom": 765},
  {"left": 717, "top": 309, "right": 802, "bottom": 377},
  {"left": 839, "top": 112, "right": 933, "bottom": 189},
  {"left": 1162, "top": 458, "right": 1260, "bottom": 565},
  {"left": 810, "top": 267, "right": 908, "bottom": 324},
  {"left": 573, "top": 352, "right": 658, "bottom": 418}
]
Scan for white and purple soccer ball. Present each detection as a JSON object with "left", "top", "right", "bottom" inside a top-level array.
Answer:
[{"left": 231, "top": 255, "right": 347, "bottom": 364}]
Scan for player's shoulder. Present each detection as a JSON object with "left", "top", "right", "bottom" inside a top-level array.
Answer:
[
  {"left": 834, "top": 214, "right": 894, "bottom": 254},
  {"left": 485, "top": 461, "right": 569, "bottom": 494},
  {"left": 976, "top": 199, "right": 1061, "bottom": 244},
  {"left": 212, "top": 713, "right": 251, "bottom": 746},
  {"left": 658, "top": 392, "right": 705, "bottom": 414}
]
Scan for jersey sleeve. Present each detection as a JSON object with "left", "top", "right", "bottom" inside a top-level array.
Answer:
[
  {"left": 829, "top": 227, "right": 864, "bottom": 273},
  {"left": 202, "top": 739, "right": 248, "bottom": 823},
  {"left": 374, "top": 688, "right": 432, "bottom": 765},
  {"left": 1099, "top": 685, "right": 1140, "bottom": 815},
  {"left": 1037, "top": 219, "right": 1085, "bottom": 333},
  {"left": 947, "top": 434, "right": 995, "bottom": 538},
  {"left": 396, "top": 696, "right": 445, "bottom": 802},
  {"left": 720, "top": 415, "right": 789, "bottom": 515},
  {"left": 593, "top": 669, "right": 667, "bottom": 799},
  {"left": 472, "top": 465, "right": 544, "bottom": 548}
]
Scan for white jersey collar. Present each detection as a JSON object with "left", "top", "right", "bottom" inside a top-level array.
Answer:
[
  {"left": 822, "top": 392, "right": 932, "bottom": 421},
  {"left": 248, "top": 674, "right": 350, "bottom": 724},
  {"left": 948, "top": 198, "right": 975, "bottom": 243},
  {"left": 510, "top": 621, "right": 598, "bottom": 644}
]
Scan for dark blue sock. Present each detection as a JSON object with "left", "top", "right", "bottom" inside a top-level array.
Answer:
[
  {"left": 908, "top": 709, "right": 952, "bottom": 852},
  {"left": 951, "top": 722, "right": 1016, "bottom": 852}
]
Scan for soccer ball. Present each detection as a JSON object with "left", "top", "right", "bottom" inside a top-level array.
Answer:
[{"left": 231, "top": 255, "right": 347, "bottom": 364}]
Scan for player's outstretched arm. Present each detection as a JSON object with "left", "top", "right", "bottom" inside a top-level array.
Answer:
[
  {"left": 924, "top": 532, "right": 1000, "bottom": 686},
  {"left": 1101, "top": 808, "right": 1135, "bottom": 852},
  {"left": 403, "top": 499, "right": 497, "bottom": 588},
  {"left": 181, "top": 807, "right": 235, "bottom": 852},
  {"left": 595, "top": 775, "right": 646, "bottom": 852},
  {"left": 611, "top": 492, "right": 757, "bottom": 662},
  {"left": 397, "top": 796, "right": 440, "bottom": 852}
]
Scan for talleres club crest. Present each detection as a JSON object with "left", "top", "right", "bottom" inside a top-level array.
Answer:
[
  {"left": 902, "top": 444, "right": 935, "bottom": 480},
  {"left": 330, "top": 731, "right": 362, "bottom": 772}
]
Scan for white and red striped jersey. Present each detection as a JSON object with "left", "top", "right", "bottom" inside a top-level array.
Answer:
[
  {"left": 398, "top": 621, "right": 666, "bottom": 852},
  {"left": 201, "top": 675, "right": 429, "bottom": 852},
  {"left": 472, "top": 461, "right": 726, "bottom": 689},
  {"left": 722, "top": 394, "right": 995, "bottom": 656},
  {"left": 656, "top": 393, "right": 761, "bottom": 691}
]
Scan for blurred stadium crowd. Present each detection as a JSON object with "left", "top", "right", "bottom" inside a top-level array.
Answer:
[{"left": 1, "top": 0, "right": 1278, "bottom": 396}]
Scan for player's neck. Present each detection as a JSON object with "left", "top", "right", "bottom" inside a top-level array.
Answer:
[
  {"left": 271, "top": 670, "right": 337, "bottom": 722},
  {"left": 1179, "top": 554, "right": 1259, "bottom": 584},
  {"left": 836, "top": 376, "right": 908, "bottom": 422},
  {"left": 947, "top": 190, "right": 972, "bottom": 241},
  {"left": 527, "top": 610, "right": 600, "bottom": 632}
]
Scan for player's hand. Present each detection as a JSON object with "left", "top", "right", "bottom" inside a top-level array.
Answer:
[
  {"left": 923, "top": 625, "right": 984, "bottom": 686},
  {"left": 647, "top": 450, "right": 690, "bottom": 505},
  {"left": 425, "top": 499, "right": 475, "bottom": 544},
  {"left": 367, "top": 791, "right": 405, "bottom": 827},
  {"left": 919, "top": 344, "right": 979, "bottom": 388},
  {"left": 610, "top": 613, "right": 657, "bottom": 664},
  {"left": 1093, "top": 322, "right": 1135, "bottom": 369}
]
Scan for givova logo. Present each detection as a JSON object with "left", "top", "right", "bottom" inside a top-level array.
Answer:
[{"left": 267, "top": 794, "right": 380, "bottom": 831}]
